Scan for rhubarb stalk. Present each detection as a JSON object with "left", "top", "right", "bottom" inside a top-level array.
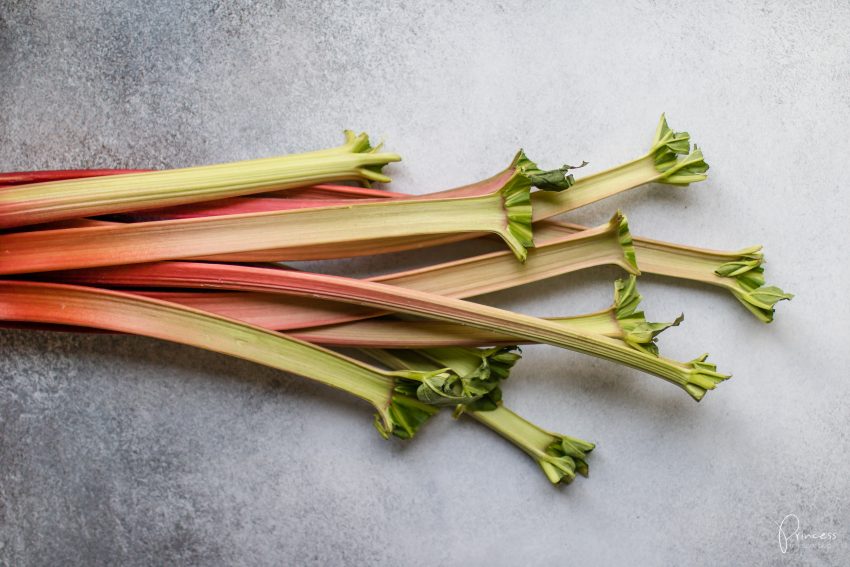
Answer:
[
  {"left": 50, "top": 262, "right": 730, "bottom": 400},
  {"left": 468, "top": 404, "right": 595, "bottom": 485},
  {"left": 0, "top": 171, "right": 539, "bottom": 273},
  {"left": 0, "top": 131, "right": 401, "bottom": 228},
  {"left": 529, "top": 114, "right": 708, "bottom": 221},
  {"left": 364, "top": 348, "right": 594, "bottom": 485},
  {"left": 133, "top": 212, "right": 640, "bottom": 333},
  {"left": 0, "top": 280, "right": 518, "bottom": 438},
  {"left": 136, "top": 275, "right": 679, "bottom": 353},
  {"left": 0, "top": 169, "right": 149, "bottom": 187},
  {"left": 533, "top": 221, "right": 793, "bottom": 322},
  {"left": 104, "top": 115, "right": 705, "bottom": 261}
]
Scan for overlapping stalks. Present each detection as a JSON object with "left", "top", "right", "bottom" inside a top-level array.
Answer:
[{"left": 0, "top": 116, "right": 791, "bottom": 485}]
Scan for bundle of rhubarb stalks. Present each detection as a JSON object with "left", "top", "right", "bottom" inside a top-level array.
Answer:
[{"left": 0, "top": 116, "right": 791, "bottom": 486}]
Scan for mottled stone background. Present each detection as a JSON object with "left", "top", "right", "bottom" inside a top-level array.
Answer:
[{"left": 1, "top": 1, "right": 848, "bottom": 565}]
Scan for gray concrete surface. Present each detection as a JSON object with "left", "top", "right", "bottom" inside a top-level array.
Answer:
[{"left": 1, "top": 1, "right": 848, "bottom": 565}]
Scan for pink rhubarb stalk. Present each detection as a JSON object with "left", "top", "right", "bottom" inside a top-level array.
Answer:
[
  {"left": 49, "top": 261, "right": 729, "bottom": 400},
  {"left": 0, "top": 280, "right": 468, "bottom": 438}
]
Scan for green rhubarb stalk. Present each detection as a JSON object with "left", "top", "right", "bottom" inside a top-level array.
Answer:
[
  {"left": 363, "top": 277, "right": 675, "bottom": 386},
  {"left": 536, "top": 220, "right": 793, "bottom": 322},
  {"left": 368, "top": 211, "right": 638, "bottom": 296},
  {"left": 0, "top": 131, "right": 401, "bottom": 229},
  {"left": 0, "top": 279, "right": 526, "bottom": 439},
  {"left": 139, "top": 275, "right": 680, "bottom": 352},
  {"left": 467, "top": 404, "right": 595, "bottom": 484},
  {"left": 34, "top": 115, "right": 701, "bottom": 265},
  {"left": 374, "top": 115, "right": 701, "bottom": 219},
  {"left": 51, "top": 262, "right": 730, "bottom": 400},
  {"left": 622, "top": 239, "right": 793, "bottom": 323},
  {"left": 197, "top": 115, "right": 706, "bottom": 262},
  {"left": 364, "top": 348, "right": 594, "bottom": 485},
  {"left": 146, "top": 212, "right": 793, "bottom": 324},
  {"left": 0, "top": 172, "right": 538, "bottom": 274},
  {"left": 530, "top": 114, "right": 709, "bottom": 221}
]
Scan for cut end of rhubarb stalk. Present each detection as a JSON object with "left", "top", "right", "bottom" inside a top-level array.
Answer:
[
  {"left": 390, "top": 368, "right": 473, "bottom": 406},
  {"left": 732, "top": 285, "right": 794, "bottom": 323},
  {"left": 513, "top": 150, "right": 586, "bottom": 192},
  {"left": 714, "top": 246, "right": 794, "bottom": 323},
  {"left": 342, "top": 129, "right": 380, "bottom": 153},
  {"left": 441, "top": 346, "right": 521, "bottom": 413},
  {"left": 342, "top": 129, "right": 403, "bottom": 185},
  {"left": 373, "top": 394, "right": 440, "bottom": 440},
  {"left": 680, "top": 354, "right": 731, "bottom": 401},
  {"left": 613, "top": 276, "right": 683, "bottom": 355},
  {"left": 651, "top": 114, "right": 709, "bottom": 186},
  {"left": 539, "top": 433, "right": 597, "bottom": 484},
  {"left": 500, "top": 173, "right": 535, "bottom": 262}
]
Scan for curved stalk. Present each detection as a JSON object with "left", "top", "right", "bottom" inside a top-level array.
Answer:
[
  {"left": 50, "top": 261, "right": 729, "bottom": 400},
  {"left": 0, "top": 280, "right": 475, "bottom": 437},
  {"left": 364, "top": 348, "right": 594, "bottom": 485}
]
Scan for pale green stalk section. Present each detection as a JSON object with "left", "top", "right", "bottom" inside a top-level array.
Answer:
[
  {"left": 370, "top": 211, "right": 638, "bottom": 297},
  {"left": 530, "top": 114, "right": 709, "bottom": 221},
  {"left": 468, "top": 406, "right": 595, "bottom": 485},
  {"left": 539, "top": 221, "right": 793, "bottom": 323},
  {"left": 288, "top": 276, "right": 679, "bottom": 352},
  {"left": 623, "top": 240, "right": 793, "bottom": 323},
  {"left": 0, "top": 131, "right": 400, "bottom": 229},
  {"left": 288, "top": 316, "right": 605, "bottom": 347},
  {"left": 364, "top": 348, "right": 594, "bottom": 485}
]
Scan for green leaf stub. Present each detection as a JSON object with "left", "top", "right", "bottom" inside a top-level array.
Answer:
[
  {"left": 513, "top": 150, "right": 585, "bottom": 192},
  {"left": 714, "top": 246, "right": 793, "bottom": 323},
  {"left": 613, "top": 276, "right": 682, "bottom": 355},
  {"left": 659, "top": 146, "right": 709, "bottom": 186},
  {"left": 650, "top": 114, "right": 709, "bottom": 186},
  {"left": 540, "top": 433, "right": 596, "bottom": 484},
  {"left": 342, "top": 130, "right": 378, "bottom": 154},
  {"left": 461, "top": 388, "right": 503, "bottom": 413},
  {"left": 417, "top": 346, "right": 521, "bottom": 407},
  {"left": 681, "top": 354, "right": 732, "bottom": 401},
  {"left": 652, "top": 114, "right": 692, "bottom": 170},
  {"left": 500, "top": 174, "right": 534, "bottom": 262},
  {"left": 374, "top": 395, "right": 440, "bottom": 440},
  {"left": 732, "top": 284, "right": 794, "bottom": 323},
  {"left": 341, "top": 129, "right": 402, "bottom": 185},
  {"left": 612, "top": 211, "right": 639, "bottom": 273}
]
